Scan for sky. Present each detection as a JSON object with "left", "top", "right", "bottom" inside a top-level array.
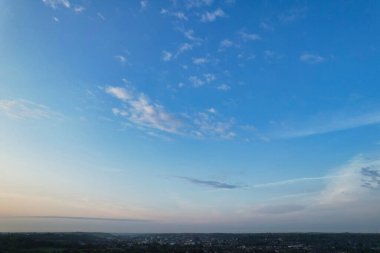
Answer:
[{"left": 0, "top": 0, "right": 380, "bottom": 233}]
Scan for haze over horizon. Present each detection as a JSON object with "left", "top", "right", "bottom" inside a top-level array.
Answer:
[{"left": 1, "top": 0, "right": 380, "bottom": 233}]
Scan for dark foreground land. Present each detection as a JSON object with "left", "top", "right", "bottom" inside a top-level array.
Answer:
[{"left": 0, "top": 233, "right": 379, "bottom": 253}]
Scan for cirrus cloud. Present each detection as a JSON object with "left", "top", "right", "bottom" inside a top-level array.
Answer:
[
  {"left": 42, "top": 0, "right": 70, "bottom": 9},
  {"left": 106, "top": 86, "right": 182, "bottom": 134},
  {"left": 0, "top": 99, "right": 59, "bottom": 120}
]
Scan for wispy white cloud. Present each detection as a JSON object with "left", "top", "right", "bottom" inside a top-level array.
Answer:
[
  {"left": 300, "top": 53, "right": 325, "bottom": 64},
  {"left": 237, "top": 53, "right": 256, "bottom": 61},
  {"left": 186, "top": 0, "right": 213, "bottom": 9},
  {"left": 115, "top": 55, "right": 127, "bottom": 64},
  {"left": 219, "top": 39, "right": 234, "bottom": 49},
  {"left": 224, "top": 0, "right": 236, "bottom": 5},
  {"left": 279, "top": 7, "right": 308, "bottom": 23},
  {"left": 160, "top": 9, "right": 188, "bottom": 20},
  {"left": 260, "top": 21, "right": 274, "bottom": 31},
  {"left": 161, "top": 42, "right": 196, "bottom": 63},
  {"left": 176, "top": 155, "right": 380, "bottom": 198},
  {"left": 105, "top": 84, "right": 239, "bottom": 140},
  {"left": 182, "top": 29, "right": 203, "bottom": 42},
  {"left": 162, "top": 51, "right": 173, "bottom": 61},
  {"left": 204, "top": 73, "right": 215, "bottom": 82},
  {"left": 192, "top": 110, "right": 236, "bottom": 139},
  {"left": 277, "top": 110, "right": 380, "bottom": 139},
  {"left": 105, "top": 87, "right": 132, "bottom": 101},
  {"left": 160, "top": 8, "right": 168, "bottom": 14},
  {"left": 172, "top": 12, "right": 188, "bottom": 21},
  {"left": 122, "top": 78, "right": 131, "bottom": 85},
  {"left": 235, "top": 154, "right": 380, "bottom": 229},
  {"left": 174, "top": 155, "right": 377, "bottom": 193},
  {"left": 105, "top": 86, "right": 182, "bottom": 134},
  {"left": 73, "top": 6, "right": 85, "bottom": 13},
  {"left": 189, "top": 73, "right": 215, "bottom": 87},
  {"left": 42, "top": 0, "right": 86, "bottom": 15},
  {"left": 140, "top": 0, "right": 148, "bottom": 10},
  {"left": 264, "top": 50, "right": 283, "bottom": 62},
  {"left": 240, "top": 31, "right": 261, "bottom": 41},
  {"left": 177, "top": 43, "right": 193, "bottom": 55},
  {"left": 189, "top": 76, "right": 205, "bottom": 87},
  {"left": 217, "top": 84, "right": 230, "bottom": 91},
  {"left": 318, "top": 155, "right": 380, "bottom": 205},
  {"left": 200, "top": 8, "right": 226, "bottom": 22},
  {"left": 0, "top": 99, "right": 59, "bottom": 120},
  {"left": 146, "top": 131, "right": 174, "bottom": 141},
  {"left": 207, "top": 107, "right": 217, "bottom": 114},
  {"left": 97, "top": 12, "right": 106, "bottom": 21},
  {"left": 53, "top": 16, "right": 59, "bottom": 22},
  {"left": 42, "top": 0, "right": 70, "bottom": 9},
  {"left": 192, "top": 57, "right": 208, "bottom": 65},
  {"left": 250, "top": 175, "right": 344, "bottom": 189}
]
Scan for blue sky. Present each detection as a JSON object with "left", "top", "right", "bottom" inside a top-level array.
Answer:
[{"left": 0, "top": 0, "right": 380, "bottom": 232}]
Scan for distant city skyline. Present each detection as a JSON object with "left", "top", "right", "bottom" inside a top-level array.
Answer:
[{"left": 0, "top": 0, "right": 380, "bottom": 232}]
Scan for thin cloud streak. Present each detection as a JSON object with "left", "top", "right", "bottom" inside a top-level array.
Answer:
[
  {"left": 176, "top": 175, "right": 346, "bottom": 191},
  {"left": 176, "top": 176, "right": 240, "bottom": 189},
  {"left": 300, "top": 53, "right": 325, "bottom": 64},
  {"left": 115, "top": 55, "right": 127, "bottom": 64},
  {"left": 7, "top": 216, "right": 152, "bottom": 222},
  {"left": 240, "top": 32, "right": 261, "bottom": 41},
  {"left": 277, "top": 110, "right": 380, "bottom": 139},
  {"left": 174, "top": 157, "right": 378, "bottom": 193},
  {"left": 42, "top": 0, "right": 70, "bottom": 9},
  {"left": 176, "top": 175, "right": 336, "bottom": 190},
  {"left": 0, "top": 99, "right": 60, "bottom": 120},
  {"left": 250, "top": 175, "right": 345, "bottom": 189}
]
